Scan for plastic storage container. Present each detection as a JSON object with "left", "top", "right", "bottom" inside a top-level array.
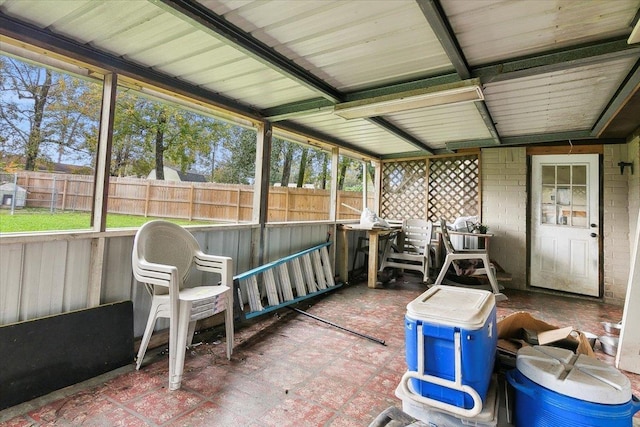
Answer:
[
  {"left": 506, "top": 345, "right": 640, "bottom": 427},
  {"left": 401, "top": 286, "right": 497, "bottom": 418}
]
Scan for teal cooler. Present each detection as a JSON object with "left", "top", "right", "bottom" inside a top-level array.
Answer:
[{"left": 403, "top": 286, "right": 497, "bottom": 416}]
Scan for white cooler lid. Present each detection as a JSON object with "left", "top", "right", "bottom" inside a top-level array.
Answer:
[
  {"left": 516, "top": 345, "right": 631, "bottom": 404},
  {"left": 406, "top": 285, "right": 495, "bottom": 329}
]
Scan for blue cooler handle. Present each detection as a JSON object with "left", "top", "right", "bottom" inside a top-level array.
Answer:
[
  {"left": 505, "top": 369, "right": 540, "bottom": 399},
  {"left": 632, "top": 395, "right": 640, "bottom": 416},
  {"left": 400, "top": 370, "right": 483, "bottom": 418},
  {"left": 400, "top": 330, "right": 483, "bottom": 418}
]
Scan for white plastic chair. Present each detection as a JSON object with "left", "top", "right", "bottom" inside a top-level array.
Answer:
[
  {"left": 379, "top": 219, "right": 433, "bottom": 282},
  {"left": 434, "top": 218, "right": 507, "bottom": 301},
  {"left": 132, "top": 220, "right": 234, "bottom": 391}
]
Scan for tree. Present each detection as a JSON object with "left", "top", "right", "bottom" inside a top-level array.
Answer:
[
  {"left": 0, "top": 55, "right": 100, "bottom": 170},
  {"left": 0, "top": 56, "right": 54, "bottom": 170},
  {"left": 296, "top": 147, "right": 309, "bottom": 187},
  {"left": 214, "top": 126, "right": 257, "bottom": 184},
  {"left": 280, "top": 142, "right": 295, "bottom": 187}
]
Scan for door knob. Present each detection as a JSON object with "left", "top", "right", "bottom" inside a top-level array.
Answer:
[
  {"left": 590, "top": 233, "right": 597, "bottom": 238},
  {"left": 590, "top": 223, "right": 597, "bottom": 228}
]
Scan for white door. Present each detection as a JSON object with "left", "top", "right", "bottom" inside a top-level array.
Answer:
[{"left": 530, "top": 154, "right": 599, "bottom": 296}]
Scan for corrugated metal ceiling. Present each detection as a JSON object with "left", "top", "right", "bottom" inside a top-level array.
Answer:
[{"left": 0, "top": 0, "right": 638, "bottom": 158}]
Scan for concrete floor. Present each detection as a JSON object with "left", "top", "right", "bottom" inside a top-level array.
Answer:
[{"left": 1, "top": 273, "right": 638, "bottom": 426}]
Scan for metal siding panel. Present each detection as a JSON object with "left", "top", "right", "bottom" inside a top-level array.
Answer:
[
  {"left": 102, "top": 236, "right": 134, "bottom": 304},
  {"left": 0, "top": 243, "right": 24, "bottom": 324},
  {"left": 21, "top": 241, "right": 67, "bottom": 320},
  {"left": 63, "top": 239, "right": 91, "bottom": 312}
]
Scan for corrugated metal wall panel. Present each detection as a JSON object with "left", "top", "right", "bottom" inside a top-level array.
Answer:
[
  {"left": 5, "top": 240, "right": 91, "bottom": 322},
  {"left": 0, "top": 225, "right": 333, "bottom": 336},
  {"left": 0, "top": 243, "right": 24, "bottom": 324},
  {"left": 63, "top": 239, "right": 91, "bottom": 312},
  {"left": 264, "top": 224, "right": 332, "bottom": 263},
  {"left": 442, "top": 0, "right": 640, "bottom": 66}
]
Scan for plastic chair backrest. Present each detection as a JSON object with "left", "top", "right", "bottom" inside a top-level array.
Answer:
[
  {"left": 440, "top": 218, "right": 456, "bottom": 254},
  {"left": 403, "top": 219, "right": 432, "bottom": 255},
  {"left": 133, "top": 220, "right": 200, "bottom": 294}
]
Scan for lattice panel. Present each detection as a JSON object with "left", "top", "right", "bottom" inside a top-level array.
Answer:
[
  {"left": 427, "top": 155, "right": 479, "bottom": 222},
  {"left": 380, "top": 160, "right": 427, "bottom": 220}
]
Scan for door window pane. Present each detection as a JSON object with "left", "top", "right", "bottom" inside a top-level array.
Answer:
[
  {"left": 573, "top": 165, "right": 586, "bottom": 185},
  {"left": 557, "top": 165, "right": 570, "bottom": 184},
  {"left": 539, "top": 163, "right": 589, "bottom": 228}
]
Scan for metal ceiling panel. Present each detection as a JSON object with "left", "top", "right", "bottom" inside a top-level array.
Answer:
[
  {"left": 0, "top": 0, "right": 318, "bottom": 110},
  {"left": 385, "top": 103, "right": 494, "bottom": 149},
  {"left": 442, "top": 0, "right": 640, "bottom": 66},
  {"left": 484, "top": 57, "right": 637, "bottom": 136},
  {"left": 290, "top": 114, "right": 421, "bottom": 156},
  {"left": 1, "top": 0, "right": 638, "bottom": 159},
  {"left": 197, "top": 0, "right": 454, "bottom": 91}
]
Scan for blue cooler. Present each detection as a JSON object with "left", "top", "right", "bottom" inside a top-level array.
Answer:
[
  {"left": 506, "top": 346, "right": 640, "bottom": 427},
  {"left": 401, "top": 286, "right": 497, "bottom": 418}
]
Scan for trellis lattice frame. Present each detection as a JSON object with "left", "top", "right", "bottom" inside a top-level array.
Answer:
[{"left": 380, "top": 153, "right": 481, "bottom": 223}]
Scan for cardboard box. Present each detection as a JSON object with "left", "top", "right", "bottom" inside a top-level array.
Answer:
[{"left": 497, "top": 311, "right": 594, "bottom": 357}]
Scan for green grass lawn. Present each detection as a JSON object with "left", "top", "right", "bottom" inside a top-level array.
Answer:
[{"left": 0, "top": 209, "right": 213, "bottom": 233}]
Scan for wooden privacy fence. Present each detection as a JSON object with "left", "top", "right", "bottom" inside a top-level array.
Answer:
[{"left": 4, "top": 171, "right": 368, "bottom": 222}]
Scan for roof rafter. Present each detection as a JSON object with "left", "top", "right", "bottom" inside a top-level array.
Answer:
[
  {"left": 158, "top": 0, "right": 343, "bottom": 103},
  {"left": 0, "top": 13, "right": 257, "bottom": 119},
  {"left": 415, "top": 0, "right": 500, "bottom": 145},
  {"left": 592, "top": 59, "right": 640, "bottom": 137},
  {"left": 474, "top": 38, "right": 640, "bottom": 83}
]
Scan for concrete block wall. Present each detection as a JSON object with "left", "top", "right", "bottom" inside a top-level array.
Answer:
[
  {"left": 603, "top": 144, "right": 631, "bottom": 305},
  {"left": 480, "top": 147, "right": 527, "bottom": 289}
]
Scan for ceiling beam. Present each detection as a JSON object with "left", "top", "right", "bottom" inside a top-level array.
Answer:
[
  {"left": 446, "top": 131, "right": 596, "bottom": 150},
  {"left": 415, "top": 0, "right": 500, "bottom": 145},
  {"left": 262, "top": 37, "right": 640, "bottom": 122},
  {"left": 273, "top": 122, "right": 379, "bottom": 159},
  {"left": 0, "top": 13, "right": 258, "bottom": 119},
  {"left": 367, "top": 117, "right": 434, "bottom": 154},
  {"left": 473, "top": 37, "right": 640, "bottom": 83},
  {"left": 158, "top": 0, "right": 343, "bottom": 103},
  {"left": 262, "top": 98, "right": 335, "bottom": 121},
  {"left": 592, "top": 60, "right": 640, "bottom": 137},
  {"left": 415, "top": 0, "right": 470, "bottom": 79}
]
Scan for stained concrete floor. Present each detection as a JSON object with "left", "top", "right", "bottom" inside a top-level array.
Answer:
[{"left": 1, "top": 273, "right": 638, "bottom": 426}]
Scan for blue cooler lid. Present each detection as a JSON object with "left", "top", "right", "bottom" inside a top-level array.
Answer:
[
  {"left": 406, "top": 285, "right": 495, "bottom": 329},
  {"left": 516, "top": 345, "right": 631, "bottom": 404}
]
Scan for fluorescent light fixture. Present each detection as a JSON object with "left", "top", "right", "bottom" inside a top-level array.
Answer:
[
  {"left": 629, "top": 18, "right": 640, "bottom": 44},
  {"left": 334, "top": 79, "right": 484, "bottom": 120}
]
